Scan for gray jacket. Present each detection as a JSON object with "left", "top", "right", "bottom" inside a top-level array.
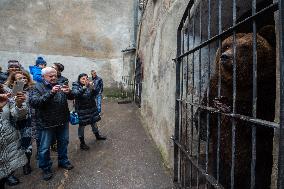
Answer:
[{"left": 0, "top": 100, "right": 28, "bottom": 179}]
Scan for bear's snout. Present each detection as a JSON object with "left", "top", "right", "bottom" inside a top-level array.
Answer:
[{"left": 220, "top": 52, "right": 232, "bottom": 63}]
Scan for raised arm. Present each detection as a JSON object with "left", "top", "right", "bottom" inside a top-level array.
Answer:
[{"left": 29, "top": 87, "right": 55, "bottom": 108}]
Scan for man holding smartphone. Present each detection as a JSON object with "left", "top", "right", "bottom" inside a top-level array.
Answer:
[
  {"left": 91, "top": 70, "right": 103, "bottom": 113},
  {"left": 29, "top": 67, "right": 74, "bottom": 181},
  {"left": 0, "top": 60, "right": 22, "bottom": 84}
]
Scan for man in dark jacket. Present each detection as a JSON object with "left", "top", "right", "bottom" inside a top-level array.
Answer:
[
  {"left": 29, "top": 67, "right": 74, "bottom": 181},
  {"left": 0, "top": 60, "right": 22, "bottom": 84},
  {"left": 0, "top": 70, "right": 8, "bottom": 84},
  {"left": 91, "top": 70, "right": 103, "bottom": 113},
  {"left": 50, "top": 62, "right": 68, "bottom": 152}
]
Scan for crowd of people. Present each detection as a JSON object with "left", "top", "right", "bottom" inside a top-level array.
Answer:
[{"left": 0, "top": 57, "right": 106, "bottom": 189}]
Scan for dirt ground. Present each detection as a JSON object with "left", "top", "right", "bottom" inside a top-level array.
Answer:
[{"left": 8, "top": 100, "right": 174, "bottom": 189}]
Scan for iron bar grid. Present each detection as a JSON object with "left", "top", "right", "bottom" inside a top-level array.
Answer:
[
  {"left": 173, "top": 2, "right": 279, "bottom": 62},
  {"left": 173, "top": 0, "right": 281, "bottom": 188},
  {"left": 173, "top": 139, "right": 225, "bottom": 189}
]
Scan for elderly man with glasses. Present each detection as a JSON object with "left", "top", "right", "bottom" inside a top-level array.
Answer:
[{"left": 29, "top": 67, "right": 74, "bottom": 181}]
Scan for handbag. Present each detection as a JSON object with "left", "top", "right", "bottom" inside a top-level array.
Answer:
[
  {"left": 93, "top": 112, "right": 101, "bottom": 122},
  {"left": 70, "top": 111, "right": 79, "bottom": 125},
  {"left": 69, "top": 100, "right": 79, "bottom": 125}
]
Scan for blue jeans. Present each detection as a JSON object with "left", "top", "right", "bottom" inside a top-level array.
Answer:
[
  {"left": 78, "top": 122, "right": 98, "bottom": 138},
  {"left": 96, "top": 94, "right": 102, "bottom": 113},
  {"left": 38, "top": 122, "right": 70, "bottom": 171}
]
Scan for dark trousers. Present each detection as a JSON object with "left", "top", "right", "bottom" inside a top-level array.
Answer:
[
  {"left": 38, "top": 123, "right": 70, "bottom": 171},
  {"left": 78, "top": 122, "right": 99, "bottom": 138},
  {"left": 0, "top": 178, "right": 5, "bottom": 189}
]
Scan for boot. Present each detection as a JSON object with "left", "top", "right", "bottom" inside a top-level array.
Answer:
[
  {"left": 42, "top": 169, "right": 53, "bottom": 181},
  {"left": 5, "top": 173, "right": 19, "bottom": 186},
  {"left": 23, "top": 152, "right": 32, "bottom": 175},
  {"left": 79, "top": 137, "right": 90, "bottom": 150},
  {"left": 95, "top": 132, "right": 107, "bottom": 140},
  {"left": 36, "top": 140, "right": 40, "bottom": 160},
  {"left": 0, "top": 178, "right": 5, "bottom": 189}
]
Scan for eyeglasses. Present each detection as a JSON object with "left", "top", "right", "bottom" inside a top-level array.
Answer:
[
  {"left": 16, "top": 77, "right": 27, "bottom": 81},
  {"left": 46, "top": 74, "right": 57, "bottom": 78}
]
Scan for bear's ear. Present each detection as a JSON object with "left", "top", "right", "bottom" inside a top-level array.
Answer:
[{"left": 258, "top": 25, "right": 276, "bottom": 48}]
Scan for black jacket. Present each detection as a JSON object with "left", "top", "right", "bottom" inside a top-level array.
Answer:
[
  {"left": 57, "top": 75, "right": 69, "bottom": 85},
  {"left": 71, "top": 82, "right": 99, "bottom": 126},
  {"left": 0, "top": 72, "right": 9, "bottom": 84},
  {"left": 92, "top": 76, "right": 103, "bottom": 94},
  {"left": 29, "top": 81, "right": 73, "bottom": 129}
]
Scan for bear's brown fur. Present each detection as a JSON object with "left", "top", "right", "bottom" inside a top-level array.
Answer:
[{"left": 205, "top": 27, "right": 276, "bottom": 189}]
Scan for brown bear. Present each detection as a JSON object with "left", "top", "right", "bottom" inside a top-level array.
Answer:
[{"left": 201, "top": 26, "right": 276, "bottom": 189}]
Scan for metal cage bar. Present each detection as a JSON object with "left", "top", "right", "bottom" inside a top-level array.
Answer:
[
  {"left": 250, "top": 0, "right": 257, "bottom": 188},
  {"left": 278, "top": 0, "right": 284, "bottom": 188},
  {"left": 190, "top": 11, "right": 196, "bottom": 188},
  {"left": 173, "top": 28, "right": 181, "bottom": 183},
  {"left": 217, "top": 0, "right": 222, "bottom": 184}
]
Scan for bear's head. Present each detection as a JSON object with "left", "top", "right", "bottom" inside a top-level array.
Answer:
[
  {"left": 209, "top": 25, "right": 276, "bottom": 119},
  {"left": 215, "top": 26, "right": 275, "bottom": 91}
]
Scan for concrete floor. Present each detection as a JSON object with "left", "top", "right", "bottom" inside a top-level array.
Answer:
[{"left": 9, "top": 100, "right": 174, "bottom": 189}]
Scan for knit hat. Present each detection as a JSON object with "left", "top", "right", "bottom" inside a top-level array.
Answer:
[
  {"left": 7, "top": 60, "right": 21, "bottom": 68},
  {"left": 35, "top": 57, "right": 46, "bottom": 66}
]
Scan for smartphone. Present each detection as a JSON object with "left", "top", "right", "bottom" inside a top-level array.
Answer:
[{"left": 12, "top": 80, "right": 25, "bottom": 95}]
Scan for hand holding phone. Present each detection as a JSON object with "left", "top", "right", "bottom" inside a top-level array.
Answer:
[
  {"left": 12, "top": 80, "right": 25, "bottom": 96},
  {"left": 0, "top": 94, "right": 9, "bottom": 110},
  {"left": 15, "top": 92, "right": 26, "bottom": 108},
  {"left": 61, "top": 85, "right": 70, "bottom": 94},
  {"left": 51, "top": 85, "right": 61, "bottom": 94}
]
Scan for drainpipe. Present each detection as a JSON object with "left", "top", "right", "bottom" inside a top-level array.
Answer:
[{"left": 133, "top": 0, "right": 139, "bottom": 48}]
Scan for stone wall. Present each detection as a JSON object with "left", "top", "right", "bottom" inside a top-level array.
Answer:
[
  {"left": 137, "top": 0, "right": 189, "bottom": 167},
  {"left": 0, "top": 0, "right": 134, "bottom": 87}
]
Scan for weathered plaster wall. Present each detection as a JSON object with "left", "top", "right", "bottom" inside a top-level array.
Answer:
[
  {"left": 137, "top": 0, "right": 190, "bottom": 167},
  {"left": 0, "top": 51, "right": 122, "bottom": 87},
  {"left": 0, "top": 0, "right": 134, "bottom": 86}
]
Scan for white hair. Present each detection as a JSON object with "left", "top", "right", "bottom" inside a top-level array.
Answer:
[{"left": 41, "top": 67, "right": 57, "bottom": 76}]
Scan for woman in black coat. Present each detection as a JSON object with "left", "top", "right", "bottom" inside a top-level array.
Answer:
[{"left": 72, "top": 73, "right": 106, "bottom": 150}]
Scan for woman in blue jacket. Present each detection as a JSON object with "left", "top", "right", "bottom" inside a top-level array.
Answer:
[{"left": 72, "top": 73, "right": 106, "bottom": 150}]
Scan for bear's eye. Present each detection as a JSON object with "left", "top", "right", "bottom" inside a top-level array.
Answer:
[{"left": 222, "top": 45, "right": 230, "bottom": 50}]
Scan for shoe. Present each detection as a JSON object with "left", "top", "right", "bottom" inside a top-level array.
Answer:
[
  {"left": 5, "top": 174, "right": 19, "bottom": 186},
  {"left": 95, "top": 132, "right": 107, "bottom": 140},
  {"left": 42, "top": 169, "right": 53, "bottom": 181},
  {"left": 23, "top": 164, "right": 32, "bottom": 175},
  {"left": 80, "top": 143, "right": 90, "bottom": 150},
  {"left": 58, "top": 163, "right": 74, "bottom": 170},
  {"left": 79, "top": 137, "right": 90, "bottom": 150},
  {"left": 23, "top": 151, "right": 32, "bottom": 175}
]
